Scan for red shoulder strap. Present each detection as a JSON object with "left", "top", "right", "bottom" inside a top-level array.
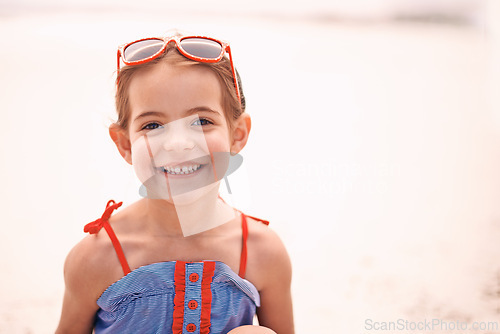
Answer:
[
  {"left": 84, "top": 200, "right": 132, "bottom": 276},
  {"left": 239, "top": 214, "right": 248, "bottom": 278},
  {"left": 238, "top": 213, "right": 269, "bottom": 278}
]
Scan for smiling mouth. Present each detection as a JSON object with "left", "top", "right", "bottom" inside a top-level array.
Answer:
[{"left": 160, "top": 164, "right": 204, "bottom": 175}]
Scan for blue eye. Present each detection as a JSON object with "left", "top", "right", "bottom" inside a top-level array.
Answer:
[
  {"left": 142, "top": 122, "right": 163, "bottom": 130},
  {"left": 192, "top": 118, "right": 213, "bottom": 126}
]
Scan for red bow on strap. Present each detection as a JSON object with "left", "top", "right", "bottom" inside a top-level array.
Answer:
[{"left": 84, "top": 200, "right": 123, "bottom": 234}]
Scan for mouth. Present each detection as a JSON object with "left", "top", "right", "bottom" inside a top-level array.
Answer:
[{"left": 159, "top": 163, "right": 205, "bottom": 176}]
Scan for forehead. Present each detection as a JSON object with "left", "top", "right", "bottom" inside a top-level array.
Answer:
[{"left": 128, "top": 62, "right": 223, "bottom": 116}]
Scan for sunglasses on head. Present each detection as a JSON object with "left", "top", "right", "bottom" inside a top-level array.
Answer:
[{"left": 117, "top": 35, "right": 241, "bottom": 104}]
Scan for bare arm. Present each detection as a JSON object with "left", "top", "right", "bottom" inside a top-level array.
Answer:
[
  {"left": 254, "top": 230, "right": 295, "bottom": 334},
  {"left": 56, "top": 288, "right": 97, "bottom": 334},
  {"left": 55, "top": 240, "right": 103, "bottom": 334}
]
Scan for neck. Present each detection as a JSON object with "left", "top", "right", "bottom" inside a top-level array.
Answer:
[{"left": 142, "top": 184, "right": 236, "bottom": 237}]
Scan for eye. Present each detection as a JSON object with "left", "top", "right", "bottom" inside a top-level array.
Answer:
[
  {"left": 192, "top": 118, "right": 214, "bottom": 126},
  {"left": 142, "top": 122, "right": 163, "bottom": 130}
]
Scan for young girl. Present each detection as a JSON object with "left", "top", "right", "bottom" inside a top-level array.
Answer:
[{"left": 56, "top": 31, "right": 294, "bottom": 334}]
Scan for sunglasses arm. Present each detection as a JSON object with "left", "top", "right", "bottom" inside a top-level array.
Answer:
[
  {"left": 116, "top": 50, "right": 122, "bottom": 85},
  {"left": 226, "top": 46, "right": 241, "bottom": 105}
]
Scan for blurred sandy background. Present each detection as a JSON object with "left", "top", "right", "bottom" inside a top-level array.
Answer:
[{"left": 1, "top": 0, "right": 500, "bottom": 333}]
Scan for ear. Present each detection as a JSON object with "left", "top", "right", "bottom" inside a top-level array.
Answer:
[
  {"left": 230, "top": 113, "right": 251, "bottom": 155},
  {"left": 109, "top": 123, "right": 133, "bottom": 165}
]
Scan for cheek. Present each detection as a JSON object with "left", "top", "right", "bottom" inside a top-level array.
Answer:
[
  {"left": 204, "top": 128, "right": 232, "bottom": 153},
  {"left": 207, "top": 141, "right": 229, "bottom": 153},
  {"left": 130, "top": 136, "right": 156, "bottom": 183},
  {"left": 203, "top": 132, "right": 232, "bottom": 181}
]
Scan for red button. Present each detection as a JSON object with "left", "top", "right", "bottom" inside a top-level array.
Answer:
[
  {"left": 188, "top": 300, "right": 198, "bottom": 310},
  {"left": 186, "top": 323, "right": 196, "bottom": 332},
  {"left": 189, "top": 273, "right": 199, "bottom": 282}
]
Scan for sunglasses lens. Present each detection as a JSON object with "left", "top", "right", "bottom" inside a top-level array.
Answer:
[
  {"left": 123, "top": 38, "right": 164, "bottom": 62},
  {"left": 180, "top": 38, "right": 223, "bottom": 59}
]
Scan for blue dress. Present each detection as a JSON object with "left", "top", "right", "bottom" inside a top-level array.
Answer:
[{"left": 84, "top": 200, "right": 269, "bottom": 334}]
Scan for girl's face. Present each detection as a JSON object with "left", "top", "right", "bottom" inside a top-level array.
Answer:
[{"left": 124, "top": 62, "right": 234, "bottom": 203}]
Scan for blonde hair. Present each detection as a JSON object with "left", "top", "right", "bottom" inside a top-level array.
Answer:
[{"left": 115, "top": 43, "right": 246, "bottom": 131}]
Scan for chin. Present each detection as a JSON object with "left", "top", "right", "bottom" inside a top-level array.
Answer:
[
  {"left": 170, "top": 182, "right": 220, "bottom": 206},
  {"left": 142, "top": 175, "right": 220, "bottom": 205}
]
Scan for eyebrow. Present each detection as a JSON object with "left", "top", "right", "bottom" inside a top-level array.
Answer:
[{"left": 133, "top": 107, "right": 222, "bottom": 123}]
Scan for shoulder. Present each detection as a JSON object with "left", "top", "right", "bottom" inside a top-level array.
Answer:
[
  {"left": 245, "top": 215, "right": 289, "bottom": 264},
  {"left": 245, "top": 216, "right": 292, "bottom": 291},
  {"left": 64, "top": 228, "right": 124, "bottom": 302},
  {"left": 244, "top": 216, "right": 295, "bottom": 332},
  {"left": 57, "top": 225, "right": 126, "bottom": 333},
  {"left": 65, "top": 201, "right": 146, "bottom": 298}
]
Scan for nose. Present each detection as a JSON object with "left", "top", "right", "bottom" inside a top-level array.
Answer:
[{"left": 161, "top": 123, "right": 196, "bottom": 152}]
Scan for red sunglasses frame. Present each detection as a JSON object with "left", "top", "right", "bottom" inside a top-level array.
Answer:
[{"left": 116, "top": 35, "right": 241, "bottom": 104}]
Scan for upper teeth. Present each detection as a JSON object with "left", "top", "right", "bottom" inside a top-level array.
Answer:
[{"left": 162, "top": 164, "right": 201, "bottom": 175}]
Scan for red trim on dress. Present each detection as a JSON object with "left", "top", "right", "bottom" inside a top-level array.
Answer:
[
  {"left": 238, "top": 212, "right": 269, "bottom": 278},
  {"left": 217, "top": 194, "right": 269, "bottom": 278},
  {"left": 84, "top": 199, "right": 272, "bottom": 333},
  {"left": 172, "top": 261, "right": 187, "bottom": 333},
  {"left": 200, "top": 261, "right": 216, "bottom": 334},
  {"left": 238, "top": 214, "right": 248, "bottom": 279},
  {"left": 244, "top": 214, "right": 269, "bottom": 226},
  {"left": 83, "top": 200, "right": 131, "bottom": 275}
]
